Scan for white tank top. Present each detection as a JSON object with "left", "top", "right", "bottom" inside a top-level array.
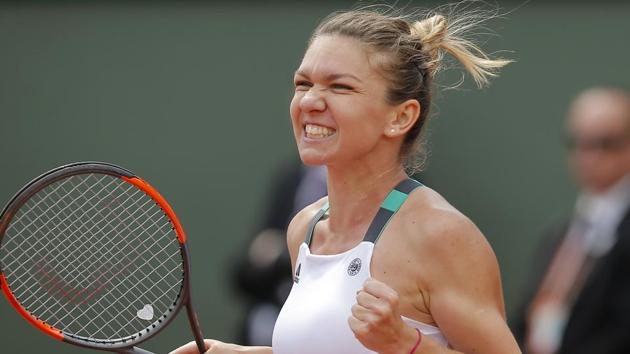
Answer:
[{"left": 272, "top": 179, "right": 449, "bottom": 353}]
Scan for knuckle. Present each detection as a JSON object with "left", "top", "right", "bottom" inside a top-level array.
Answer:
[
  {"left": 373, "top": 305, "right": 387, "bottom": 318},
  {"left": 361, "top": 325, "right": 371, "bottom": 336},
  {"left": 350, "top": 303, "right": 360, "bottom": 315},
  {"left": 389, "top": 293, "right": 399, "bottom": 306},
  {"left": 384, "top": 290, "right": 399, "bottom": 305},
  {"left": 382, "top": 305, "right": 394, "bottom": 318},
  {"left": 353, "top": 324, "right": 369, "bottom": 337}
]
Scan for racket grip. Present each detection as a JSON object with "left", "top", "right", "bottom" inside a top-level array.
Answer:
[
  {"left": 117, "top": 347, "right": 155, "bottom": 354},
  {"left": 186, "top": 302, "right": 207, "bottom": 353}
]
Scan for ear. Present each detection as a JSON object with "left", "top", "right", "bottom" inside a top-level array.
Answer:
[{"left": 384, "top": 99, "right": 421, "bottom": 138}]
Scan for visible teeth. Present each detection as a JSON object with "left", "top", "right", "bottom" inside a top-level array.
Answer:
[{"left": 305, "top": 124, "right": 335, "bottom": 138}]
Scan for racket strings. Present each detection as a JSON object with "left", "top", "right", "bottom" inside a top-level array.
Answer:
[
  {"left": 3, "top": 174, "right": 121, "bottom": 271},
  {"left": 20, "top": 189, "right": 156, "bottom": 302},
  {"left": 28, "top": 203, "right": 166, "bottom": 322},
  {"left": 6, "top": 179, "right": 146, "bottom": 306},
  {"left": 4, "top": 175, "right": 131, "bottom": 306},
  {"left": 60, "top": 246, "right": 181, "bottom": 340},
  {"left": 55, "top": 222, "right": 180, "bottom": 331},
  {"left": 75, "top": 249, "right": 183, "bottom": 339},
  {"left": 7, "top": 177, "right": 135, "bottom": 293},
  {"left": 9, "top": 176, "right": 184, "bottom": 338},
  {"left": 0, "top": 173, "right": 185, "bottom": 342}
]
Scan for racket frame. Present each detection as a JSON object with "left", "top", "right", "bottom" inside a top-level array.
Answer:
[{"left": 0, "top": 162, "right": 205, "bottom": 353}]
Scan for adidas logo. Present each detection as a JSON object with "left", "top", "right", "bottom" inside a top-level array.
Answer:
[{"left": 294, "top": 263, "right": 301, "bottom": 283}]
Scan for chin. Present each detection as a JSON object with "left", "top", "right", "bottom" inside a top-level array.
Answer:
[
  {"left": 298, "top": 150, "right": 328, "bottom": 166},
  {"left": 299, "top": 155, "right": 326, "bottom": 166}
]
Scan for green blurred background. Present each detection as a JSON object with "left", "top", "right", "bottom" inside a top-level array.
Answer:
[{"left": 1, "top": 0, "right": 629, "bottom": 352}]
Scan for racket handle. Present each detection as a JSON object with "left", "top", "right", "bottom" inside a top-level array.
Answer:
[
  {"left": 117, "top": 347, "right": 155, "bottom": 354},
  {"left": 186, "top": 302, "right": 207, "bottom": 353}
]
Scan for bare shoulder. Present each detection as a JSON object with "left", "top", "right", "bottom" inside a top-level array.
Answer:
[
  {"left": 286, "top": 196, "right": 328, "bottom": 270},
  {"left": 400, "top": 186, "right": 498, "bottom": 274},
  {"left": 392, "top": 185, "right": 506, "bottom": 319}
]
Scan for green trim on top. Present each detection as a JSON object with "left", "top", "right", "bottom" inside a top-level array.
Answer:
[
  {"left": 381, "top": 189, "right": 407, "bottom": 212},
  {"left": 305, "top": 179, "right": 423, "bottom": 247},
  {"left": 370, "top": 179, "right": 423, "bottom": 244}
]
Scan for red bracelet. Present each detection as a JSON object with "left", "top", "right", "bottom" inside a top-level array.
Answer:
[{"left": 409, "top": 328, "right": 422, "bottom": 354}]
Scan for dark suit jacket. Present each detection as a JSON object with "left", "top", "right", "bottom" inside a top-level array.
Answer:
[{"left": 513, "top": 206, "right": 630, "bottom": 354}]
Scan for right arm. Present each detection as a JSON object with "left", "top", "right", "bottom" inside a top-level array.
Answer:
[{"left": 169, "top": 339, "right": 271, "bottom": 354}]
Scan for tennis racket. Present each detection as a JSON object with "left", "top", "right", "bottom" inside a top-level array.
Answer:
[{"left": 0, "top": 162, "right": 207, "bottom": 354}]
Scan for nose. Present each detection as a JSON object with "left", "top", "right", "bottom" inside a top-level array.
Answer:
[{"left": 299, "top": 87, "right": 326, "bottom": 112}]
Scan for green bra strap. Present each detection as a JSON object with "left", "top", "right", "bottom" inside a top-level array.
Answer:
[
  {"left": 304, "top": 178, "right": 422, "bottom": 247},
  {"left": 363, "top": 178, "right": 423, "bottom": 244}
]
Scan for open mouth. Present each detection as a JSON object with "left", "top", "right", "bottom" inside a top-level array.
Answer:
[{"left": 305, "top": 124, "right": 336, "bottom": 139}]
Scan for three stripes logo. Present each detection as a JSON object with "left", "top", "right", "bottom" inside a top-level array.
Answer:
[{"left": 294, "top": 263, "right": 301, "bottom": 284}]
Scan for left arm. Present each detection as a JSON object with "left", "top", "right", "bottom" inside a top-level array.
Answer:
[
  {"left": 350, "top": 211, "right": 521, "bottom": 354},
  {"left": 425, "top": 214, "right": 519, "bottom": 353}
]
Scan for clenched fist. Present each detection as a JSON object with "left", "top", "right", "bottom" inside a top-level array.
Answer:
[{"left": 348, "top": 278, "right": 420, "bottom": 354}]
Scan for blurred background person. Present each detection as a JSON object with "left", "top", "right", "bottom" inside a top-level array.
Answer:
[
  {"left": 514, "top": 87, "right": 630, "bottom": 354},
  {"left": 231, "top": 163, "right": 327, "bottom": 345}
]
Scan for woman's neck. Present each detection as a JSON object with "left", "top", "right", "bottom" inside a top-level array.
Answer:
[{"left": 325, "top": 161, "right": 408, "bottom": 234}]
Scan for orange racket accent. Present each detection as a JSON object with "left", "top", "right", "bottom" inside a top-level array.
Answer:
[
  {"left": 0, "top": 272, "right": 64, "bottom": 341},
  {"left": 121, "top": 176, "right": 187, "bottom": 244}
]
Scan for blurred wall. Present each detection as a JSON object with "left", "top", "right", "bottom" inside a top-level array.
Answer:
[{"left": 1, "top": 1, "right": 629, "bottom": 352}]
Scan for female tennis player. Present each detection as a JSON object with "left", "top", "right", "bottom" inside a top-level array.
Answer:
[{"left": 172, "top": 5, "right": 520, "bottom": 354}]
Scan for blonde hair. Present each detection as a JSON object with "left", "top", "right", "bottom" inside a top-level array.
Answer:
[{"left": 311, "top": 3, "right": 512, "bottom": 173}]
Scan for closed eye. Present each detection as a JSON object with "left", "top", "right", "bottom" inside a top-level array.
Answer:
[
  {"left": 294, "top": 80, "right": 312, "bottom": 91},
  {"left": 331, "top": 83, "right": 354, "bottom": 91}
]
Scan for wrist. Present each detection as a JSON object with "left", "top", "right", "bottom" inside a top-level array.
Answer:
[
  {"left": 238, "top": 345, "right": 273, "bottom": 353},
  {"left": 408, "top": 328, "right": 422, "bottom": 354},
  {"left": 389, "top": 325, "right": 422, "bottom": 354}
]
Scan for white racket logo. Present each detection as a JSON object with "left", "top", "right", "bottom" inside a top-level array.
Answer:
[{"left": 137, "top": 304, "right": 154, "bottom": 321}]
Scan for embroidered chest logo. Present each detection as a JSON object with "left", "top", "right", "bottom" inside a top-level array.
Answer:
[
  {"left": 294, "top": 263, "right": 301, "bottom": 283},
  {"left": 347, "top": 258, "right": 362, "bottom": 276}
]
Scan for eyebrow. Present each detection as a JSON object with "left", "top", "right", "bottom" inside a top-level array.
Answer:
[{"left": 294, "top": 70, "right": 363, "bottom": 83}]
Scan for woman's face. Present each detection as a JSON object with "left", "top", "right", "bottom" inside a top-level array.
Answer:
[{"left": 290, "top": 35, "right": 397, "bottom": 167}]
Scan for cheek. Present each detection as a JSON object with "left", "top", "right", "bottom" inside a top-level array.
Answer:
[
  {"left": 348, "top": 106, "right": 387, "bottom": 138},
  {"left": 290, "top": 94, "right": 301, "bottom": 126}
]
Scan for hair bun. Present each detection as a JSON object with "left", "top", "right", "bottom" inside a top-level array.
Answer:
[
  {"left": 410, "top": 12, "right": 511, "bottom": 87},
  {"left": 411, "top": 15, "right": 447, "bottom": 59}
]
